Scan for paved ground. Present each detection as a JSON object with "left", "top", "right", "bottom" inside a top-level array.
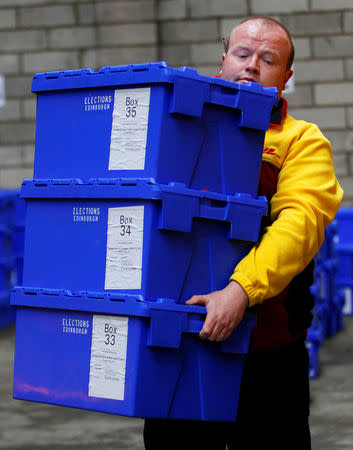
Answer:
[
  {"left": 1, "top": 317, "right": 353, "bottom": 449},
  {"left": 309, "top": 315, "right": 353, "bottom": 449}
]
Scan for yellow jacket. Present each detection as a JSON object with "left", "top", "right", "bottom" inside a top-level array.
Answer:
[{"left": 231, "top": 105, "right": 344, "bottom": 309}]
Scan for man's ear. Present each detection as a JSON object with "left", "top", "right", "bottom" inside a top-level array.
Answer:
[
  {"left": 222, "top": 52, "right": 226, "bottom": 62},
  {"left": 283, "top": 69, "right": 293, "bottom": 89}
]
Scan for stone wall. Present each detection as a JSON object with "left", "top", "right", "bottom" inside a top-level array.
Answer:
[{"left": 0, "top": 0, "right": 352, "bottom": 204}]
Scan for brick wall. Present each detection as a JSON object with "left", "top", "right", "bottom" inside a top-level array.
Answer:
[{"left": 0, "top": 0, "right": 352, "bottom": 204}]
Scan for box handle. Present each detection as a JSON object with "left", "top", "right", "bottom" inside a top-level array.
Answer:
[
  {"left": 148, "top": 306, "right": 256, "bottom": 354},
  {"left": 169, "top": 77, "right": 277, "bottom": 130},
  {"left": 159, "top": 193, "right": 267, "bottom": 242}
]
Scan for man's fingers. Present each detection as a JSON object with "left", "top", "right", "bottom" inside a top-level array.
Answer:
[
  {"left": 186, "top": 295, "right": 208, "bottom": 306},
  {"left": 199, "top": 311, "right": 215, "bottom": 339},
  {"left": 215, "top": 328, "right": 231, "bottom": 342},
  {"left": 199, "top": 311, "right": 225, "bottom": 341},
  {"left": 207, "top": 324, "right": 229, "bottom": 342}
]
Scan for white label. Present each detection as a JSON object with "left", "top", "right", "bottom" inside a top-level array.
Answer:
[
  {"left": 0, "top": 75, "right": 5, "bottom": 108},
  {"left": 108, "top": 87, "right": 150, "bottom": 170},
  {"left": 88, "top": 315, "right": 129, "bottom": 401},
  {"left": 105, "top": 205, "right": 144, "bottom": 290},
  {"left": 343, "top": 287, "right": 353, "bottom": 315}
]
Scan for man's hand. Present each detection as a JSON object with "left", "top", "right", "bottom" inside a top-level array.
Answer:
[{"left": 186, "top": 281, "right": 249, "bottom": 342}]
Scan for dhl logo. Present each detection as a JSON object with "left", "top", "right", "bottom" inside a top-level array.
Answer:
[{"left": 263, "top": 147, "right": 280, "bottom": 159}]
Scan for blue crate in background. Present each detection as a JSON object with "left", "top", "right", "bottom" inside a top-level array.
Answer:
[
  {"left": 32, "top": 62, "right": 277, "bottom": 196},
  {"left": 318, "top": 220, "right": 338, "bottom": 262},
  {"left": 12, "top": 287, "right": 256, "bottom": 421},
  {"left": 14, "top": 195, "right": 25, "bottom": 286},
  {"left": 0, "top": 225, "right": 14, "bottom": 258},
  {"left": 20, "top": 179, "right": 266, "bottom": 303},
  {"left": 336, "top": 244, "right": 353, "bottom": 288},
  {"left": 335, "top": 208, "right": 353, "bottom": 245},
  {"left": 0, "top": 256, "right": 15, "bottom": 292},
  {"left": 306, "top": 286, "right": 326, "bottom": 380},
  {"left": 0, "top": 190, "right": 17, "bottom": 228},
  {"left": 307, "top": 219, "right": 344, "bottom": 379},
  {"left": 0, "top": 290, "right": 10, "bottom": 308},
  {"left": 0, "top": 189, "right": 22, "bottom": 329},
  {"left": 335, "top": 208, "right": 353, "bottom": 315},
  {"left": 0, "top": 304, "right": 15, "bottom": 330},
  {"left": 335, "top": 290, "right": 345, "bottom": 332}
]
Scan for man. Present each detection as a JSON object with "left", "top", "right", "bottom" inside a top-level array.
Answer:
[{"left": 144, "top": 16, "right": 343, "bottom": 449}]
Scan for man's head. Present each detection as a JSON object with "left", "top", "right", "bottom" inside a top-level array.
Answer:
[{"left": 220, "top": 16, "right": 294, "bottom": 99}]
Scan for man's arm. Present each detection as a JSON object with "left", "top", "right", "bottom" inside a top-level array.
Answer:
[{"left": 231, "top": 122, "right": 343, "bottom": 306}]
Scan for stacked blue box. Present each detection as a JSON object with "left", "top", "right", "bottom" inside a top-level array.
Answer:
[
  {"left": 31, "top": 61, "right": 277, "bottom": 196},
  {"left": 12, "top": 288, "right": 256, "bottom": 421},
  {"left": 12, "top": 63, "right": 278, "bottom": 420},
  {"left": 335, "top": 208, "right": 353, "bottom": 316},
  {"left": 18, "top": 179, "right": 267, "bottom": 303},
  {"left": 12, "top": 180, "right": 266, "bottom": 420}
]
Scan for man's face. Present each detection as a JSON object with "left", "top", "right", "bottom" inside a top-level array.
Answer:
[{"left": 221, "top": 20, "right": 293, "bottom": 99}]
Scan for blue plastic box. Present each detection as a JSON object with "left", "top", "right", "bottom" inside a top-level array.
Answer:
[
  {"left": 12, "top": 287, "right": 256, "bottom": 421},
  {"left": 31, "top": 62, "right": 277, "bottom": 196},
  {"left": 20, "top": 179, "right": 266, "bottom": 302}
]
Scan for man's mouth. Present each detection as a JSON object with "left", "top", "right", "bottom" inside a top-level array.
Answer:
[{"left": 237, "top": 77, "right": 256, "bottom": 83}]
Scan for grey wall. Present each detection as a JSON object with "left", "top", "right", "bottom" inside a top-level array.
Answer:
[{"left": 0, "top": 0, "right": 353, "bottom": 204}]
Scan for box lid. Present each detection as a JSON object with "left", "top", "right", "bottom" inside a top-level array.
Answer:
[{"left": 31, "top": 61, "right": 278, "bottom": 129}]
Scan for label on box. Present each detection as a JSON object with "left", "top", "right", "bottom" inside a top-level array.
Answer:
[
  {"left": 104, "top": 205, "right": 144, "bottom": 290},
  {"left": 88, "top": 315, "right": 129, "bottom": 401},
  {"left": 108, "top": 87, "right": 150, "bottom": 170}
]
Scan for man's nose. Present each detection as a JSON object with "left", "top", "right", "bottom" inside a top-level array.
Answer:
[{"left": 246, "top": 56, "right": 260, "bottom": 74}]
